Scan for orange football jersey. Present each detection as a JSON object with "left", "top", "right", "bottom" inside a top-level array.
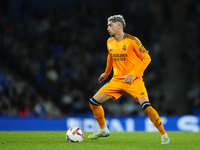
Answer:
[{"left": 104, "top": 33, "right": 151, "bottom": 79}]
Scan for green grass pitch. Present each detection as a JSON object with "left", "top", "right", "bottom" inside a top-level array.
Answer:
[{"left": 0, "top": 132, "right": 200, "bottom": 150}]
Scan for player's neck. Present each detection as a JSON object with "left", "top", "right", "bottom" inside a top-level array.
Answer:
[{"left": 114, "top": 31, "right": 125, "bottom": 42}]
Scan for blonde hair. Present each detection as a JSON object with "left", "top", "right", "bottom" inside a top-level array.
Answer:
[{"left": 107, "top": 15, "right": 126, "bottom": 28}]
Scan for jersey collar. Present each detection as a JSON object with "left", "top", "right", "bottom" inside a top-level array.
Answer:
[{"left": 123, "top": 33, "right": 127, "bottom": 39}]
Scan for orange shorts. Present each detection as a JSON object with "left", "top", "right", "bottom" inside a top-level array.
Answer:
[{"left": 98, "top": 77, "right": 148, "bottom": 103}]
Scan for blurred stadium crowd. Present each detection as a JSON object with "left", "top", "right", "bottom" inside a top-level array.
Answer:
[
  {"left": 184, "top": 0, "right": 200, "bottom": 115},
  {"left": 0, "top": 0, "right": 199, "bottom": 118}
]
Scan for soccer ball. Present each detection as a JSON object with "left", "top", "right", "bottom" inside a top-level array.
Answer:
[{"left": 66, "top": 127, "right": 84, "bottom": 142}]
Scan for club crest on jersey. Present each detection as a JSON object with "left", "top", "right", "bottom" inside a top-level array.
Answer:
[
  {"left": 122, "top": 45, "right": 126, "bottom": 51},
  {"left": 110, "top": 48, "right": 113, "bottom": 51}
]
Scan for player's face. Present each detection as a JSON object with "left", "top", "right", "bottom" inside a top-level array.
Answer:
[{"left": 107, "top": 21, "right": 119, "bottom": 37}]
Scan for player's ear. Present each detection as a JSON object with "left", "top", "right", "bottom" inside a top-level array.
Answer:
[{"left": 118, "top": 22, "right": 123, "bottom": 29}]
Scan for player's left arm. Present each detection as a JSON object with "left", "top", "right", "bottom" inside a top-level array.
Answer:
[
  {"left": 124, "top": 40, "right": 151, "bottom": 85},
  {"left": 130, "top": 39, "right": 151, "bottom": 78},
  {"left": 131, "top": 53, "right": 151, "bottom": 78},
  {"left": 124, "top": 53, "right": 151, "bottom": 84}
]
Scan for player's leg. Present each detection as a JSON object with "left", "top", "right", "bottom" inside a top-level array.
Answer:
[
  {"left": 88, "top": 92, "right": 111, "bottom": 140},
  {"left": 124, "top": 78, "right": 169, "bottom": 144},
  {"left": 89, "top": 92, "right": 110, "bottom": 129},
  {"left": 138, "top": 97, "right": 166, "bottom": 134},
  {"left": 138, "top": 97, "right": 170, "bottom": 144},
  {"left": 88, "top": 78, "right": 125, "bottom": 140}
]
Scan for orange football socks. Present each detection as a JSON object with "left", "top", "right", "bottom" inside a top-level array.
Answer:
[
  {"left": 89, "top": 103, "right": 105, "bottom": 129},
  {"left": 144, "top": 106, "right": 166, "bottom": 135}
]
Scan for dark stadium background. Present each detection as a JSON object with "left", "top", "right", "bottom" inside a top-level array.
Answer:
[{"left": 0, "top": 0, "right": 199, "bottom": 119}]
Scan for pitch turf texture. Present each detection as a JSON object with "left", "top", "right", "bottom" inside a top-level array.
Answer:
[{"left": 0, "top": 132, "right": 200, "bottom": 150}]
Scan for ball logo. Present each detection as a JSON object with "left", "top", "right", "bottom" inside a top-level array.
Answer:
[{"left": 66, "top": 127, "right": 84, "bottom": 143}]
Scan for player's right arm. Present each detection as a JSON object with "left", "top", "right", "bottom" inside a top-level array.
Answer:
[
  {"left": 99, "top": 51, "right": 113, "bottom": 83},
  {"left": 98, "top": 73, "right": 108, "bottom": 83},
  {"left": 104, "top": 52, "right": 113, "bottom": 76}
]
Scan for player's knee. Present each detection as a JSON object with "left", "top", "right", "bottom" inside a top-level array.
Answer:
[
  {"left": 141, "top": 101, "right": 151, "bottom": 111},
  {"left": 89, "top": 97, "right": 102, "bottom": 106}
]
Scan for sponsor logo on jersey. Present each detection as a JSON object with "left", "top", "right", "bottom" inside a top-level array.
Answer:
[
  {"left": 112, "top": 53, "right": 127, "bottom": 61},
  {"left": 112, "top": 53, "right": 127, "bottom": 57}
]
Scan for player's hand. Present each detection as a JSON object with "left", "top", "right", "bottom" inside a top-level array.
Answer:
[
  {"left": 98, "top": 73, "right": 108, "bottom": 83},
  {"left": 124, "top": 75, "right": 135, "bottom": 85}
]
